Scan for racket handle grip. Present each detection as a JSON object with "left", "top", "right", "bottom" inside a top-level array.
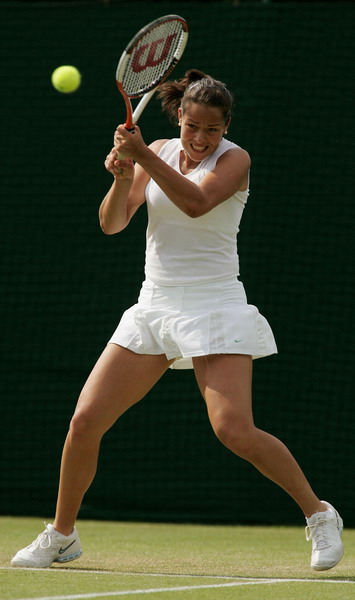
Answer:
[{"left": 115, "top": 126, "right": 135, "bottom": 159}]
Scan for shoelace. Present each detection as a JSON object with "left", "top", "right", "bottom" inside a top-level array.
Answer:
[
  {"left": 27, "top": 528, "right": 52, "bottom": 551},
  {"left": 305, "top": 518, "right": 336, "bottom": 550}
]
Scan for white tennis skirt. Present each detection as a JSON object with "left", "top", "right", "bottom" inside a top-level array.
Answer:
[{"left": 108, "top": 277, "right": 277, "bottom": 369}]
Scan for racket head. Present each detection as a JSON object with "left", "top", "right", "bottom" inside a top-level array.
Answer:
[{"left": 116, "top": 14, "right": 188, "bottom": 128}]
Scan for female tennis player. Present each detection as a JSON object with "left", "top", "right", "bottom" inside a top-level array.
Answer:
[{"left": 11, "top": 69, "right": 343, "bottom": 570}]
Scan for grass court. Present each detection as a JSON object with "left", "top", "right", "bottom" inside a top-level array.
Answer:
[{"left": 1, "top": 517, "right": 354, "bottom": 600}]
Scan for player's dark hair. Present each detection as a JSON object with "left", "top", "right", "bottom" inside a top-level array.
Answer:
[{"left": 157, "top": 68, "right": 233, "bottom": 125}]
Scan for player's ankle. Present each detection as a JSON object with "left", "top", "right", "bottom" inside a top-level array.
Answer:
[{"left": 53, "top": 523, "right": 74, "bottom": 537}]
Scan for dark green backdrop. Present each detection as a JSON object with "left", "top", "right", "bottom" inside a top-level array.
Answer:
[{"left": 1, "top": 1, "right": 354, "bottom": 527}]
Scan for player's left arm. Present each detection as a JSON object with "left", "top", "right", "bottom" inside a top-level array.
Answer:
[
  {"left": 196, "top": 147, "right": 251, "bottom": 214},
  {"left": 116, "top": 127, "right": 250, "bottom": 217}
]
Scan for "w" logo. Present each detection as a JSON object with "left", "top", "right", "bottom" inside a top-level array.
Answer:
[{"left": 132, "top": 33, "right": 177, "bottom": 73}]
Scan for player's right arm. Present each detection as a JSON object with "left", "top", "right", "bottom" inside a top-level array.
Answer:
[
  {"left": 99, "top": 157, "right": 145, "bottom": 235},
  {"left": 99, "top": 138, "right": 167, "bottom": 234}
]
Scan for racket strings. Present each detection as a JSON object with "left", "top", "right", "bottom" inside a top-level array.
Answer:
[{"left": 122, "top": 20, "right": 186, "bottom": 97}]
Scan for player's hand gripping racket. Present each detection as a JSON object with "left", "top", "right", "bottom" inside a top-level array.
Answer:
[{"left": 115, "top": 14, "right": 188, "bottom": 159}]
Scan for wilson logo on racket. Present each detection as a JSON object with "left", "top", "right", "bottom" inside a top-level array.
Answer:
[
  {"left": 132, "top": 34, "right": 178, "bottom": 73},
  {"left": 115, "top": 15, "right": 188, "bottom": 133}
]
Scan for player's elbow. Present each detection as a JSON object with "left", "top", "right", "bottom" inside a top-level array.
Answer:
[
  {"left": 183, "top": 199, "right": 208, "bottom": 218},
  {"left": 184, "top": 203, "right": 211, "bottom": 218},
  {"left": 184, "top": 192, "right": 213, "bottom": 218},
  {"left": 100, "top": 218, "right": 113, "bottom": 234},
  {"left": 185, "top": 206, "right": 200, "bottom": 218},
  {"left": 100, "top": 219, "right": 123, "bottom": 235},
  {"left": 100, "top": 225, "right": 116, "bottom": 235},
  {"left": 99, "top": 210, "right": 127, "bottom": 234}
]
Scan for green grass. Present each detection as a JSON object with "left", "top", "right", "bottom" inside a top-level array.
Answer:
[{"left": 1, "top": 517, "right": 354, "bottom": 600}]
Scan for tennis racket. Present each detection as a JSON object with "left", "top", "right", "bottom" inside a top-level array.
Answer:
[{"left": 115, "top": 14, "right": 188, "bottom": 158}]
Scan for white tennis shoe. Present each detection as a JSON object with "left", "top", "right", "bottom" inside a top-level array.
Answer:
[
  {"left": 305, "top": 501, "right": 344, "bottom": 570},
  {"left": 11, "top": 523, "right": 82, "bottom": 568}
]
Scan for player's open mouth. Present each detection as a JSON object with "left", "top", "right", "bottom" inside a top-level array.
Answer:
[{"left": 190, "top": 144, "right": 208, "bottom": 153}]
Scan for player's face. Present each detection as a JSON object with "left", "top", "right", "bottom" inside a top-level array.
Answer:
[{"left": 178, "top": 102, "right": 228, "bottom": 164}]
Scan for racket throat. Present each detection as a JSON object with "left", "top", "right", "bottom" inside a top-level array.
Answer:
[{"left": 117, "top": 81, "right": 134, "bottom": 129}]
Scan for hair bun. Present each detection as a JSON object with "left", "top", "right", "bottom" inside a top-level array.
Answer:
[
  {"left": 184, "top": 69, "right": 209, "bottom": 83},
  {"left": 157, "top": 68, "right": 232, "bottom": 125}
]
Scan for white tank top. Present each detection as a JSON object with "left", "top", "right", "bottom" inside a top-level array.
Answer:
[{"left": 144, "top": 137, "right": 249, "bottom": 286}]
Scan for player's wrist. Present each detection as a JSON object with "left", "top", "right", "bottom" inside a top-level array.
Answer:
[{"left": 133, "top": 144, "right": 156, "bottom": 167}]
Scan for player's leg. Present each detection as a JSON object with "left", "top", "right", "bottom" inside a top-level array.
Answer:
[
  {"left": 192, "top": 354, "right": 343, "bottom": 570},
  {"left": 193, "top": 354, "right": 323, "bottom": 514},
  {"left": 54, "top": 344, "right": 173, "bottom": 535},
  {"left": 11, "top": 344, "right": 172, "bottom": 567}
]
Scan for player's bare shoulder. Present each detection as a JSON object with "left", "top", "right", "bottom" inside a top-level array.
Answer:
[
  {"left": 216, "top": 145, "right": 251, "bottom": 175},
  {"left": 219, "top": 145, "right": 251, "bottom": 169},
  {"left": 213, "top": 145, "right": 250, "bottom": 194},
  {"left": 149, "top": 139, "right": 170, "bottom": 155}
]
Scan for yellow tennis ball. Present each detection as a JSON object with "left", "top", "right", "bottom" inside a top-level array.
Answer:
[{"left": 51, "top": 65, "right": 81, "bottom": 93}]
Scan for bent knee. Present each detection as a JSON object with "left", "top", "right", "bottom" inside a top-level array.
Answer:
[
  {"left": 69, "top": 409, "right": 104, "bottom": 441},
  {"left": 212, "top": 417, "right": 257, "bottom": 458}
]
